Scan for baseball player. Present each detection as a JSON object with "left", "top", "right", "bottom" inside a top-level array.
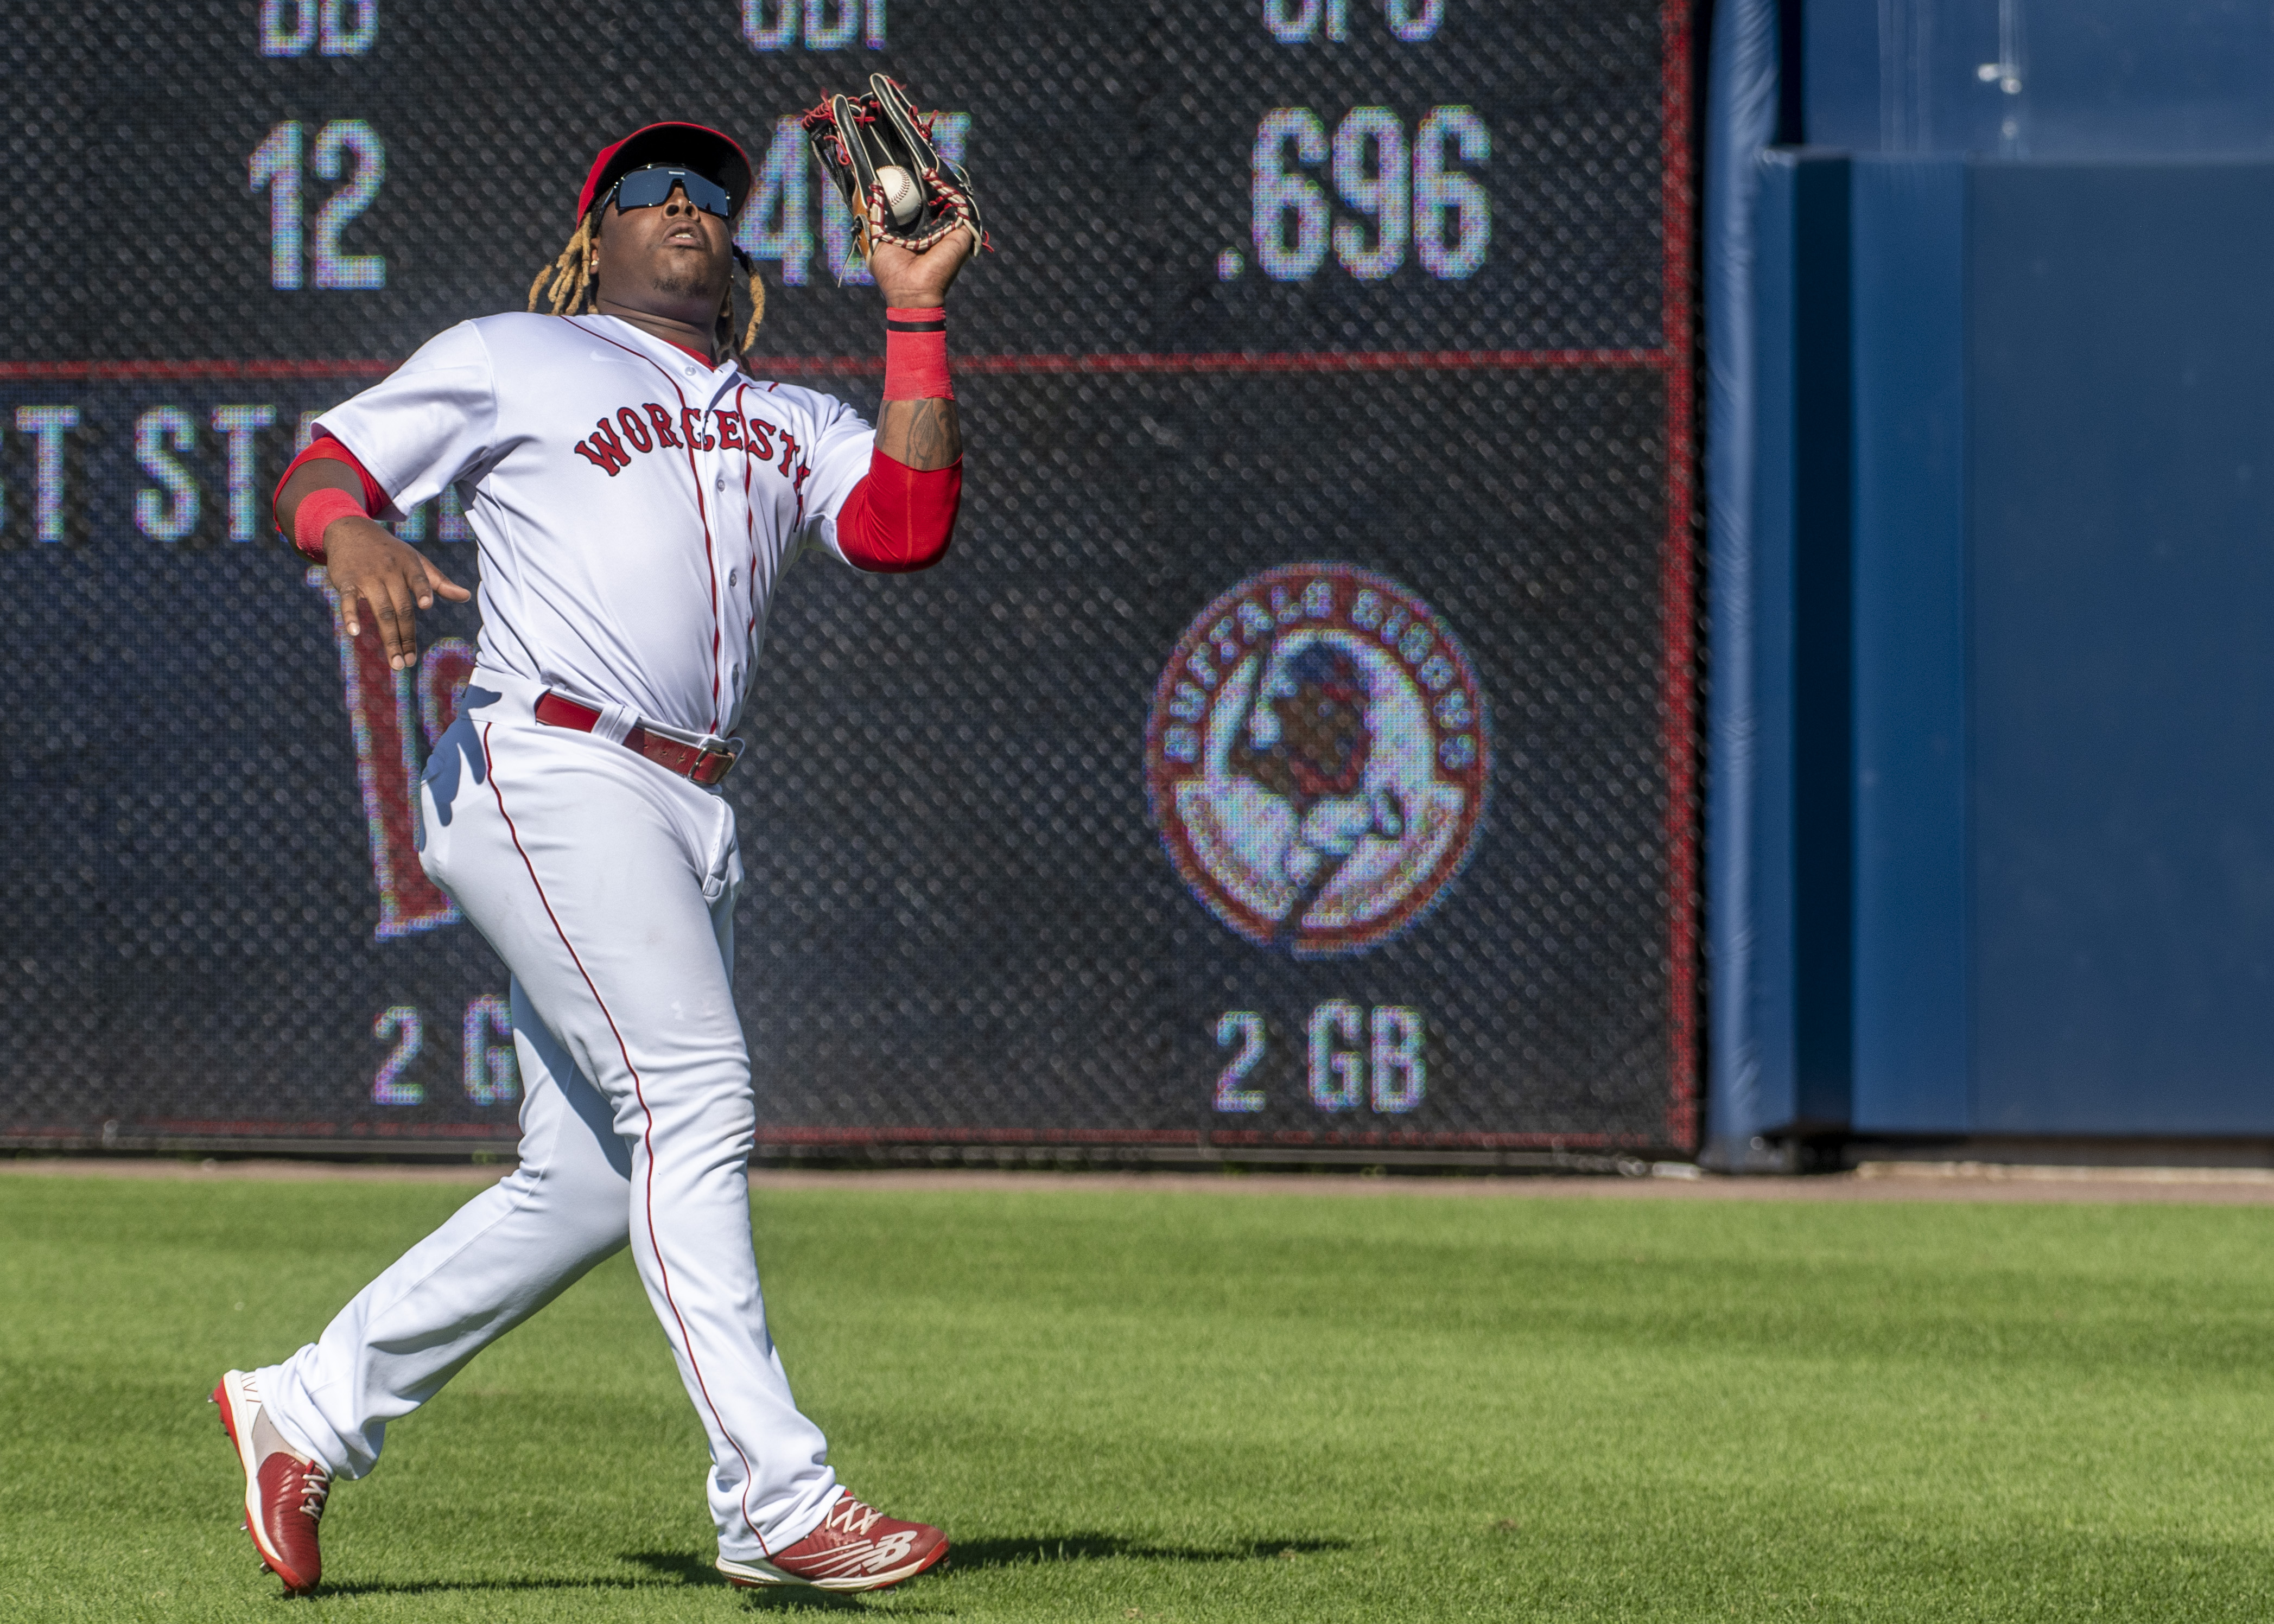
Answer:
[{"left": 212, "top": 119, "right": 970, "bottom": 1595}]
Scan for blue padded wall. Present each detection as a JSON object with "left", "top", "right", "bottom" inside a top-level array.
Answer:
[
  {"left": 1787, "top": 157, "right": 2274, "bottom": 1137},
  {"left": 1711, "top": 0, "right": 2274, "bottom": 1147},
  {"left": 1746, "top": 151, "right": 1857, "bottom": 1139},
  {"left": 1847, "top": 157, "right": 1968, "bottom": 1133},
  {"left": 1967, "top": 162, "right": 2274, "bottom": 1133}
]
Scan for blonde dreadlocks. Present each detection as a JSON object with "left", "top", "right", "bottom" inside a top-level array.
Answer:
[{"left": 526, "top": 209, "right": 766, "bottom": 355}]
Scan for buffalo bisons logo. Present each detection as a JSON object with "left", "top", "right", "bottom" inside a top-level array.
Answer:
[{"left": 1145, "top": 564, "right": 1488, "bottom": 956}]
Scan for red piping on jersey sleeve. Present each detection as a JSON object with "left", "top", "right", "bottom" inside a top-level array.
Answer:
[
  {"left": 274, "top": 431, "right": 389, "bottom": 527},
  {"left": 833, "top": 447, "right": 961, "bottom": 574}
]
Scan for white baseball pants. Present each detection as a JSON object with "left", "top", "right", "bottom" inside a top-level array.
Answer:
[{"left": 256, "top": 670, "right": 840, "bottom": 1563}]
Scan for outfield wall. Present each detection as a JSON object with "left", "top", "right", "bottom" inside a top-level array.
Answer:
[
  {"left": 1708, "top": 0, "right": 2274, "bottom": 1153},
  {"left": 0, "top": 3, "right": 1700, "bottom": 1157}
]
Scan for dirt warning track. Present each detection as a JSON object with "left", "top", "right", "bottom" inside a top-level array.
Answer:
[{"left": 11, "top": 1155, "right": 2274, "bottom": 1206}]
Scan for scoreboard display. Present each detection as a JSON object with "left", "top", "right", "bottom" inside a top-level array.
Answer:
[{"left": 0, "top": 0, "right": 1695, "bottom": 1157}]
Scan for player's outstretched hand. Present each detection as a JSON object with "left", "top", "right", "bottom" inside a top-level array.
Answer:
[
  {"left": 869, "top": 224, "right": 975, "bottom": 309},
  {"left": 325, "top": 518, "right": 472, "bottom": 671}
]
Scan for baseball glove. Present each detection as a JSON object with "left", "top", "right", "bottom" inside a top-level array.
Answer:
[{"left": 802, "top": 75, "right": 985, "bottom": 261}]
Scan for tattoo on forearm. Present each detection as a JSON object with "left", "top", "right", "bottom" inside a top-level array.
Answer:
[{"left": 881, "top": 398, "right": 962, "bottom": 470}]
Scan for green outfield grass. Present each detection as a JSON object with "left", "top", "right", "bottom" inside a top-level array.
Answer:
[{"left": 5, "top": 1171, "right": 2274, "bottom": 1621}]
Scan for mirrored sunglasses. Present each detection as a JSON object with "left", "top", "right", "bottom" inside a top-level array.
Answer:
[{"left": 608, "top": 165, "right": 733, "bottom": 218}]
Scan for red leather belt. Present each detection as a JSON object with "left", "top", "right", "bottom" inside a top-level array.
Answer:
[{"left": 532, "top": 691, "right": 744, "bottom": 786}]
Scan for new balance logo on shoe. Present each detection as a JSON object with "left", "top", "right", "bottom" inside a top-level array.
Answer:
[{"left": 715, "top": 1492, "right": 949, "bottom": 1593}]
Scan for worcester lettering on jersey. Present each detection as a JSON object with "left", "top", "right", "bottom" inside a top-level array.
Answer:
[
  {"left": 573, "top": 401, "right": 810, "bottom": 501},
  {"left": 313, "top": 311, "right": 874, "bottom": 737}
]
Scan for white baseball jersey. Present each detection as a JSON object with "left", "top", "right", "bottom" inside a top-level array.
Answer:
[{"left": 318, "top": 311, "right": 876, "bottom": 736}]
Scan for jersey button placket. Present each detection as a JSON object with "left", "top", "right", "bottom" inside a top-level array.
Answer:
[{"left": 700, "top": 385, "right": 737, "bottom": 728}]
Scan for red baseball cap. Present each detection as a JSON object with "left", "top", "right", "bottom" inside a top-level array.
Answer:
[{"left": 575, "top": 122, "right": 754, "bottom": 224}]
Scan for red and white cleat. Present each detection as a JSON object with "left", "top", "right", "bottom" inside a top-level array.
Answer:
[
  {"left": 716, "top": 1491, "right": 949, "bottom": 1592},
  {"left": 212, "top": 1370, "right": 330, "bottom": 1595}
]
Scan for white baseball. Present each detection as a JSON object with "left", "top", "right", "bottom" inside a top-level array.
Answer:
[{"left": 874, "top": 165, "right": 922, "bottom": 228}]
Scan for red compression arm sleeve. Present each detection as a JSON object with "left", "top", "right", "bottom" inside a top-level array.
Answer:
[
  {"left": 275, "top": 433, "right": 390, "bottom": 563},
  {"left": 275, "top": 433, "right": 386, "bottom": 520},
  {"left": 833, "top": 450, "right": 962, "bottom": 573}
]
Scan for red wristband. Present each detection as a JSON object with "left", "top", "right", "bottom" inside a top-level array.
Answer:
[
  {"left": 883, "top": 305, "right": 952, "bottom": 401},
  {"left": 293, "top": 486, "right": 367, "bottom": 564}
]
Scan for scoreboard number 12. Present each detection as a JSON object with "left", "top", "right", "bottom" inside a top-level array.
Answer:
[{"left": 250, "top": 119, "right": 389, "bottom": 291}]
